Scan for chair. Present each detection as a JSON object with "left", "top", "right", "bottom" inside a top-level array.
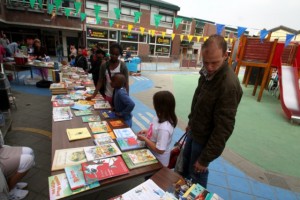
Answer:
[{"left": 235, "top": 36, "right": 278, "bottom": 102}]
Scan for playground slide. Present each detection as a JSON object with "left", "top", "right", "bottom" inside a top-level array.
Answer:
[{"left": 278, "top": 65, "right": 300, "bottom": 122}]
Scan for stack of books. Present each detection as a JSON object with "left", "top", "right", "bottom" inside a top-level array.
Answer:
[
  {"left": 50, "top": 83, "right": 68, "bottom": 95},
  {"left": 114, "top": 128, "right": 145, "bottom": 151},
  {"left": 122, "top": 149, "right": 158, "bottom": 169}
]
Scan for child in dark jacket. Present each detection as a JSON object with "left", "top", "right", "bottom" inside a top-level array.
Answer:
[{"left": 111, "top": 73, "right": 135, "bottom": 127}]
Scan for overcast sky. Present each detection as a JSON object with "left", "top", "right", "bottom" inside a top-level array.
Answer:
[{"left": 164, "top": 0, "right": 300, "bottom": 34}]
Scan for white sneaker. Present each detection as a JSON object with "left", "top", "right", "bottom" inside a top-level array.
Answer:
[
  {"left": 16, "top": 182, "right": 28, "bottom": 189},
  {"left": 8, "top": 188, "right": 28, "bottom": 200}
]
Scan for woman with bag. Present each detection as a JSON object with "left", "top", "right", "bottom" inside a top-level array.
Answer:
[{"left": 137, "top": 91, "right": 177, "bottom": 167}]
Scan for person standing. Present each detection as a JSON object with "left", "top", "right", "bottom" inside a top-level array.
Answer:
[
  {"left": 181, "top": 34, "right": 243, "bottom": 188},
  {"left": 74, "top": 47, "right": 88, "bottom": 72},
  {"left": 68, "top": 44, "right": 77, "bottom": 62},
  {"left": 88, "top": 49, "right": 106, "bottom": 86}
]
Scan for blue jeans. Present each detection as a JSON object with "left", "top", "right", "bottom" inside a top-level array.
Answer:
[{"left": 182, "top": 132, "right": 209, "bottom": 188}]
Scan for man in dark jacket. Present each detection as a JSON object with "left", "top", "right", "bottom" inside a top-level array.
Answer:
[
  {"left": 75, "top": 47, "right": 88, "bottom": 71},
  {"left": 181, "top": 34, "right": 243, "bottom": 188}
]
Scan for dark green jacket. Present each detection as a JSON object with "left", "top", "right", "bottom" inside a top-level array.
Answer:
[{"left": 188, "top": 62, "right": 243, "bottom": 167}]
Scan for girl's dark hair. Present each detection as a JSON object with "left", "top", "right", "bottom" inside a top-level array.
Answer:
[
  {"left": 153, "top": 91, "right": 177, "bottom": 127},
  {"left": 109, "top": 43, "right": 123, "bottom": 55}
]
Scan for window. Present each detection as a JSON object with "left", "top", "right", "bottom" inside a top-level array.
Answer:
[
  {"left": 181, "top": 20, "right": 191, "bottom": 35},
  {"left": 195, "top": 27, "right": 204, "bottom": 36},
  {"left": 119, "top": 32, "right": 147, "bottom": 56},
  {"left": 149, "top": 35, "right": 171, "bottom": 57},
  {"left": 160, "top": 13, "right": 173, "bottom": 23},
  {"left": 86, "top": 1, "right": 108, "bottom": 12},
  {"left": 121, "top": 6, "right": 139, "bottom": 16}
]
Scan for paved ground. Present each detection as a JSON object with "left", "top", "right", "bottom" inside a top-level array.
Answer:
[{"left": 2, "top": 64, "right": 300, "bottom": 200}]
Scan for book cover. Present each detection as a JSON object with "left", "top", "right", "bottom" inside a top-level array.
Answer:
[
  {"left": 71, "top": 104, "right": 91, "bottom": 111},
  {"left": 48, "top": 173, "right": 100, "bottom": 200},
  {"left": 94, "top": 100, "right": 111, "bottom": 109},
  {"left": 89, "top": 121, "right": 108, "bottom": 134},
  {"left": 93, "top": 130, "right": 116, "bottom": 140},
  {"left": 94, "top": 133, "right": 114, "bottom": 145},
  {"left": 70, "top": 94, "right": 85, "bottom": 100},
  {"left": 108, "top": 119, "right": 126, "bottom": 128},
  {"left": 51, "top": 95, "right": 70, "bottom": 102},
  {"left": 77, "top": 100, "right": 95, "bottom": 106},
  {"left": 113, "top": 128, "right": 136, "bottom": 139},
  {"left": 52, "top": 147, "right": 91, "bottom": 171},
  {"left": 82, "top": 156, "right": 129, "bottom": 184},
  {"left": 66, "top": 128, "right": 91, "bottom": 141},
  {"left": 52, "top": 99, "right": 74, "bottom": 107},
  {"left": 84, "top": 143, "right": 122, "bottom": 161},
  {"left": 116, "top": 137, "right": 145, "bottom": 151},
  {"left": 82, "top": 115, "right": 101, "bottom": 123},
  {"left": 74, "top": 110, "right": 93, "bottom": 116},
  {"left": 50, "top": 83, "right": 65, "bottom": 90},
  {"left": 100, "top": 109, "right": 117, "bottom": 119},
  {"left": 122, "top": 149, "right": 158, "bottom": 169},
  {"left": 64, "top": 164, "right": 86, "bottom": 190},
  {"left": 53, "top": 107, "right": 73, "bottom": 122}
]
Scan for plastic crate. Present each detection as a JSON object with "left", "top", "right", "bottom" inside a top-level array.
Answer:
[{"left": 126, "top": 62, "right": 138, "bottom": 72}]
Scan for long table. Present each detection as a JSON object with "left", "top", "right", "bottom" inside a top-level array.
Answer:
[{"left": 51, "top": 108, "right": 163, "bottom": 199}]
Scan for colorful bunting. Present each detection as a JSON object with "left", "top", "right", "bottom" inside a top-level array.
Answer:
[
  {"left": 140, "top": 27, "right": 145, "bottom": 35},
  {"left": 47, "top": 4, "right": 54, "bottom": 14},
  {"left": 74, "top": 2, "right": 82, "bottom": 15},
  {"left": 64, "top": 8, "right": 71, "bottom": 18},
  {"left": 114, "top": 8, "right": 121, "bottom": 20},
  {"left": 174, "top": 17, "right": 183, "bottom": 29},
  {"left": 109, "top": 19, "right": 115, "bottom": 27},
  {"left": 116, "top": 24, "right": 119, "bottom": 28},
  {"left": 285, "top": 34, "right": 295, "bottom": 47},
  {"left": 94, "top": 5, "right": 101, "bottom": 18},
  {"left": 197, "top": 36, "right": 201, "bottom": 43},
  {"left": 162, "top": 32, "right": 166, "bottom": 38},
  {"left": 96, "top": 16, "right": 101, "bottom": 24},
  {"left": 121, "top": 25, "right": 125, "bottom": 29},
  {"left": 80, "top": 13, "right": 86, "bottom": 22},
  {"left": 188, "top": 35, "right": 194, "bottom": 43},
  {"left": 29, "top": 0, "right": 35, "bottom": 9},
  {"left": 216, "top": 24, "right": 225, "bottom": 35},
  {"left": 237, "top": 26, "right": 247, "bottom": 38},
  {"left": 55, "top": 0, "right": 62, "bottom": 11},
  {"left": 260, "top": 29, "right": 269, "bottom": 42},
  {"left": 171, "top": 33, "right": 175, "bottom": 40},
  {"left": 134, "top": 12, "right": 142, "bottom": 23},
  {"left": 154, "top": 14, "right": 163, "bottom": 28},
  {"left": 151, "top": 30, "right": 155, "bottom": 37},
  {"left": 180, "top": 35, "right": 184, "bottom": 41},
  {"left": 204, "top": 37, "right": 208, "bottom": 41},
  {"left": 128, "top": 24, "right": 133, "bottom": 33},
  {"left": 38, "top": 0, "right": 42, "bottom": 9}
]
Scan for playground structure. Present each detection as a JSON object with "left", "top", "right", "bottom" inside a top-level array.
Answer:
[{"left": 230, "top": 36, "right": 300, "bottom": 122}]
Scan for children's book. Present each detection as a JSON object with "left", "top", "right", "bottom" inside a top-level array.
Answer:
[
  {"left": 66, "top": 127, "right": 91, "bottom": 141},
  {"left": 93, "top": 129, "right": 116, "bottom": 140},
  {"left": 89, "top": 121, "right": 108, "bottom": 134},
  {"left": 113, "top": 128, "right": 136, "bottom": 139},
  {"left": 74, "top": 110, "right": 93, "bottom": 116},
  {"left": 122, "top": 149, "right": 158, "bottom": 169},
  {"left": 116, "top": 137, "right": 145, "bottom": 151},
  {"left": 50, "top": 83, "right": 65, "bottom": 90},
  {"left": 53, "top": 107, "right": 73, "bottom": 122},
  {"left": 82, "top": 115, "right": 101, "bottom": 123},
  {"left": 108, "top": 119, "right": 126, "bottom": 128},
  {"left": 77, "top": 100, "right": 95, "bottom": 106},
  {"left": 94, "top": 100, "right": 111, "bottom": 109},
  {"left": 52, "top": 99, "right": 74, "bottom": 107},
  {"left": 64, "top": 164, "right": 86, "bottom": 190},
  {"left": 82, "top": 156, "right": 129, "bottom": 184},
  {"left": 48, "top": 173, "right": 100, "bottom": 200},
  {"left": 71, "top": 104, "right": 91, "bottom": 111},
  {"left": 51, "top": 95, "right": 71, "bottom": 102},
  {"left": 84, "top": 143, "right": 122, "bottom": 161},
  {"left": 70, "top": 94, "right": 85, "bottom": 100},
  {"left": 93, "top": 133, "right": 114, "bottom": 145},
  {"left": 183, "top": 183, "right": 207, "bottom": 199},
  {"left": 51, "top": 147, "right": 91, "bottom": 171},
  {"left": 100, "top": 109, "right": 117, "bottom": 119}
]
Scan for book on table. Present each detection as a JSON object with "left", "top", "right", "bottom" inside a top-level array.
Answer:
[
  {"left": 113, "top": 128, "right": 136, "bottom": 139},
  {"left": 74, "top": 110, "right": 93, "bottom": 116},
  {"left": 93, "top": 133, "right": 114, "bottom": 145},
  {"left": 52, "top": 146, "right": 93, "bottom": 171},
  {"left": 94, "top": 100, "right": 111, "bottom": 109},
  {"left": 82, "top": 115, "right": 101, "bottom": 122},
  {"left": 93, "top": 129, "right": 116, "bottom": 139},
  {"left": 122, "top": 149, "right": 158, "bottom": 169},
  {"left": 81, "top": 156, "right": 129, "bottom": 184},
  {"left": 89, "top": 121, "right": 108, "bottom": 134},
  {"left": 51, "top": 94, "right": 71, "bottom": 102},
  {"left": 108, "top": 119, "right": 126, "bottom": 128},
  {"left": 53, "top": 107, "right": 73, "bottom": 122},
  {"left": 71, "top": 103, "right": 91, "bottom": 111},
  {"left": 66, "top": 127, "right": 91, "bottom": 141},
  {"left": 100, "top": 109, "right": 117, "bottom": 119},
  {"left": 116, "top": 137, "right": 145, "bottom": 151},
  {"left": 52, "top": 99, "right": 74, "bottom": 107},
  {"left": 84, "top": 143, "right": 122, "bottom": 161},
  {"left": 77, "top": 100, "right": 95, "bottom": 106},
  {"left": 48, "top": 173, "right": 100, "bottom": 200},
  {"left": 64, "top": 164, "right": 86, "bottom": 190}
]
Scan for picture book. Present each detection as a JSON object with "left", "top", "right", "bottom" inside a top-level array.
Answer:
[
  {"left": 93, "top": 129, "right": 116, "bottom": 140},
  {"left": 51, "top": 147, "right": 92, "bottom": 171},
  {"left": 66, "top": 127, "right": 91, "bottom": 141},
  {"left": 52, "top": 99, "right": 74, "bottom": 107},
  {"left": 77, "top": 100, "right": 95, "bottom": 106},
  {"left": 89, "top": 121, "right": 108, "bottom": 134},
  {"left": 82, "top": 115, "right": 101, "bottom": 123},
  {"left": 48, "top": 173, "right": 100, "bottom": 200},
  {"left": 84, "top": 143, "right": 122, "bottom": 161},
  {"left": 82, "top": 156, "right": 129, "bottom": 184},
  {"left": 53, "top": 107, "right": 73, "bottom": 122},
  {"left": 113, "top": 128, "right": 136, "bottom": 139},
  {"left": 93, "top": 133, "right": 114, "bottom": 145},
  {"left": 64, "top": 164, "right": 86, "bottom": 190},
  {"left": 116, "top": 137, "right": 145, "bottom": 151},
  {"left": 122, "top": 149, "right": 158, "bottom": 169},
  {"left": 51, "top": 95, "right": 70, "bottom": 102},
  {"left": 50, "top": 83, "right": 65, "bottom": 90},
  {"left": 108, "top": 119, "right": 126, "bottom": 128},
  {"left": 100, "top": 109, "right": 117, "bottom": 119},
  {"left": 121, "top": 179, "right": 165, "bottom": 200},
  {"left": 183, "top": 183, "right": 207, "bottom": 199},
  {"left": 94, "top": 100, "right": 111, "bottom": 109},
  {"left": 70, "top": 94, "right": 85, "bottom": 100},
  {"left": 71, "top": 104, "right": 91, "bottom": 111},
  {"left": 74, "top": 110, "right": 93, "bottom": 116}
]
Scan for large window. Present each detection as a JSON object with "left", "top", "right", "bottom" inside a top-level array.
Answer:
[
  {"left": 160, "top": 13, "right": 173, "bottom": 23},
  {"left": 120, "top": 32, "right": 147, "bottom": 56},
  {"left": 121, "top": 6, "right": 139, "bottom": 16},
  {"left": 181, "top": 20, "right": 191, "bottom": 35},
  {"left": 149, "top": 35, "right": 171, "bottom": 57},
  {"left": 86, "top": 1, "right": 108, "bottom": 12},
  {"left": 195, "top": 27, "right": 204, "bottom": 36},
  {"left": 86, "top": 28, "right": 117, "bottom": 51}
]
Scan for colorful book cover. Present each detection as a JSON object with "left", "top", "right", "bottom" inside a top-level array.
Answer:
[
  {"left": 93, "top": 133, "right": 114, "bottom": 145},
  {"left": 74, "top": 110, "right": 93, "bottom": 116},
  {"left": 70, "top": 94, "right": 85, "bottom": 100},
  {"left": 48, "top": 173, "right": 100, "bottom": 200},
  {"left": 116, "top": 137, "right": 145, "bottom": 151},
  {"left": 64, "top": 164, "right": 86, "bottom": 190},
  {"left": 113, "top": 128, "right": 136, "bottom": 139},
  {"left": 66, "top": 127, "right": 91, "bottom": 141},
  {"left": 82, "top": 156, "right": 129, "bottom": 184},
  {"left": 53, "top": 107, "right": 73, "bottom": 122},
  {"left": 108, "top": 119, "right": 126, "bottom": 128},
  {"left": 122, "top": 149, "right": 158, "bottom": 169},
  {"left": 51, "top": 147, "right": 91, "bottom": 171},
  {"left": 84, "top": 143, "right": 122, "bottom": 161},
  {"left": 71, "top": 104, "right": 91, "bottom": 111},
  {"left": 52, "top": 99, "right": 74, "bottom": 107},
  {"left": 94, "top": 100, "right": 111, "bottom": 109},
  {"left": 100, "top": 109, "right": 117, "bottom": 119},
  {"left": 89, "top": 121, "right": 108, "bottom": 134},
  {"left": 77, "top": 100, "right": 95, "bottom": 106},
  {"left": 82, "top": 115, "right": 101, "bottom": 123},
  {"left": 93, "top": 130, "right": 116, "bottom": 140},
  {"left": 51, "top": 95, "right": 70, "bottom": 102}
]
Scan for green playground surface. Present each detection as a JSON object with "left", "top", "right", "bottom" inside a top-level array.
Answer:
[{"left": 173, "top": 74, "right": 300, "bottom": 178}]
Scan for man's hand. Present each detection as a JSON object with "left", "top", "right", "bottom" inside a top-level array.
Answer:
[
  {"left": 85, "top": 96, "right": 94, "bottom": 101},
  {"left": 194, "top": 161, "right": 208, "bottom": 173}
]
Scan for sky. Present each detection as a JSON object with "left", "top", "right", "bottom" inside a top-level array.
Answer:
[{"left": 164, "top": 0, "right": 300, "bottom": 34}]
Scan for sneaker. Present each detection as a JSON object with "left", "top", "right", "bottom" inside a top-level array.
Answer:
[
  {"left": 16, "top": 182, "right": 28, "bottom": 190},
  {"left": 8, "top": 188, "right": 28, "bottom": 200}
]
